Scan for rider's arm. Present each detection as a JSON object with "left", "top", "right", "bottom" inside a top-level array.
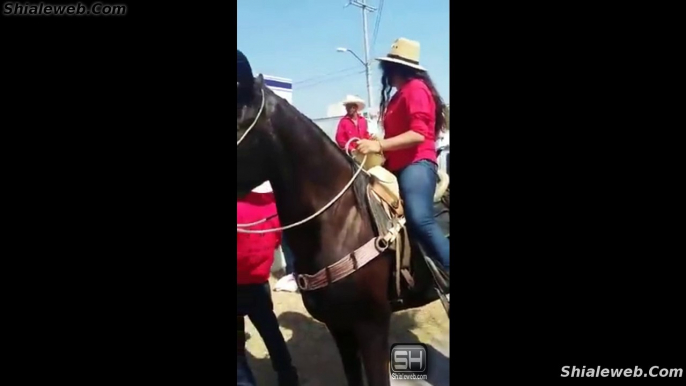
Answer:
[
  {"left": 379, "top": 88, "right": 431, "bottom": 151},
  {"left": 379, "top": 131, "right": 424, "bottom": 151}
]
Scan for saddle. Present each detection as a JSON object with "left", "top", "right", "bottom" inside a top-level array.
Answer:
[{"left": 364, "top": 164, "right": 450, "bottom": 304}]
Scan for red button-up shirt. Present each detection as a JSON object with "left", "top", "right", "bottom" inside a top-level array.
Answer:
[
  {"left": 237, "top": 192, "right": 282, "bottom": 285},
  {"left": 335, "top": 114, "right": 370, "bottom": 151},
  {"left": 382, "top": 79, "right": 438, "bottom": 172}
]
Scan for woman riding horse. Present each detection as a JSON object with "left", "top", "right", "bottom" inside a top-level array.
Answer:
[{"left": 356, "top": 38, "right": 450, "bottom": 299}]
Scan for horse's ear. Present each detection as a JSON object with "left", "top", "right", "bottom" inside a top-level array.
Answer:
[
  {"left": 237, "top": 49, "right": 257, "bottom": 103},
  {"left": 254, "top": 74, "right": 264, "bottom": 91}
]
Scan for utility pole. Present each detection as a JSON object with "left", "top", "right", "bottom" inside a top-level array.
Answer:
[{"left": 349, "top": 0, "right": 376, "bottom": 117}]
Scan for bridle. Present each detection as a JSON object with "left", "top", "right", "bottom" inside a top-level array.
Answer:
[
  {"left": 236, "top": 88, "right": 368, "bottom": 234},
  {"left": 236, "top": 88, "right": 266, "bottom": 147}
]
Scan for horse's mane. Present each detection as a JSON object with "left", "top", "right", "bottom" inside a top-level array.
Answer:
[{"left": 263, "top": 86, "right": 372, "bottom": 218}]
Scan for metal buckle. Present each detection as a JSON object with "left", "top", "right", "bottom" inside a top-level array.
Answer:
[
  {"left": 296, "top": 275, "right": 309, "bottom": 291},
  {"left": 375, "top": 237, "right": 389, "bottom": 252}
]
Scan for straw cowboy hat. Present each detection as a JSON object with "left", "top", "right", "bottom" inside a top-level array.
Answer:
[
  {"left": 341, "top": 95, "right": 366, "bottom": 111},
  {"left": 376, "top": 37, "right": 426, "bottom": 71},
  {"left": 251, "top": 181, "right": 273, "bottom": 193}
]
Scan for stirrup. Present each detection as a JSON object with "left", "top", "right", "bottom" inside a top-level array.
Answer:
[{"left": 422, "top": 254, "right": 450, "bottom": 294}]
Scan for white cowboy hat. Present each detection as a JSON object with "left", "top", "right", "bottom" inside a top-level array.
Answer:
[
  {"left": 341, "top": 95, "right": 366, "bottom": 111},
  {"left": 251, "top": 181, "right": 273, "bottom": 194},
  {"left": 375, "top": 37, "right": 426, "bottom": 71}
]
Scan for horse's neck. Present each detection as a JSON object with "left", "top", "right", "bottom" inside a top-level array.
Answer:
[
  {"left": 268, "top": 107, "right": 353, "bottom": 220},
  {"left": 265, "top": 104, "right": 375, "bottom": 271}
]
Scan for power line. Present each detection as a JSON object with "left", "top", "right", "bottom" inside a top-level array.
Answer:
[
  {"left": 371, "top": 0, "right": 385, "bottom": 50},
  {"left": 293, "top": 66, "right": 360, "bottom": 86},
  {"left": 348, "top": 0, "right": 376, "bottom": 112},
  {"left": 296, "top": 70, "right": 365, "bottom": 90}
]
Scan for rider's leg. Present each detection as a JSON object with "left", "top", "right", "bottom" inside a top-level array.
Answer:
[{"left": 397, "top": 160, "right": 450, "bottom": 273}]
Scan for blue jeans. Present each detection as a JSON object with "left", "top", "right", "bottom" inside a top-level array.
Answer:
[
  {"left": 281, "top": 234, "right": 296, "bottom": 275},
  {"left": 397, "top": 160, "right": 450, "bottom": 272}
]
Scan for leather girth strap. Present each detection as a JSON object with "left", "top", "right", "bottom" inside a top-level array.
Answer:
[
  {"left": 295, "top": 177, "right": 415, "bottom": 296},
  {"left": 367, "top": 177, "right": 414, "bottom": 296}
]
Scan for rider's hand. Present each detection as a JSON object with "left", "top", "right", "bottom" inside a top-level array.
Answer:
[{"left": 356, "top": 139, "right": 382, "bottom": 155}]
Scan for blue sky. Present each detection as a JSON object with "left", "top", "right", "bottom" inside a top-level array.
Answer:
[{"left": 237, "top": 0, "right": 450, "bottom": 118}]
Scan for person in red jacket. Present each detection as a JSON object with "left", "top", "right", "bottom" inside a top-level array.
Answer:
[
  {"left": 334, "top": 94, "right": 371, "bottom": 152},
  {"left": 356, "top": 38, "right": 450, "bottom": 300},
  {"left": 237, "top": 181, "right": 299, "bottom": 386}
]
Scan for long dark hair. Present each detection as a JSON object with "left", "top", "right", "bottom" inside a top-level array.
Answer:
[{"left": 378, "top": 61, "right": 447, "bottom": 136}]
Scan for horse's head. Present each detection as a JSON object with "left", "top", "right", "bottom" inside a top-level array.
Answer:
[{"left": 237, "top": 70, "right": 275, "bottom": 198}]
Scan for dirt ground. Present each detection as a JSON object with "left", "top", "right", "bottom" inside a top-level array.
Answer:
[{"left": 244, "top": 276, "right": 450, "bottom": 386}]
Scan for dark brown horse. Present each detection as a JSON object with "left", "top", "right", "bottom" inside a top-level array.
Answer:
[{"left": 237, "top": 58, "right": 449, "bottom": 386}]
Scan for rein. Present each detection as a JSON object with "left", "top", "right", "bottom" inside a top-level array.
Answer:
[
  {"left": 236, "top": 88, "right": 368, "bottom": 234},
  {"left": 236, "top": 89, "right": 266, "bottom": 147}
]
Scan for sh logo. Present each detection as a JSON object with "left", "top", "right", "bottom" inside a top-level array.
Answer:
[{"left": 390, "top": 343, "right": 428, "bottom": 375}]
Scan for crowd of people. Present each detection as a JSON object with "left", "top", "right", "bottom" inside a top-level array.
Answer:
[{"left": 237, "top": 37, "right": 450, "bottom": 385}]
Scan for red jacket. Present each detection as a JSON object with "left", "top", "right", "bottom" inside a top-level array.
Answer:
[
  {"left": 335, "top": 115, "right": 370, "bottom": 151},
  {"left": 237, "top": 192, "right": 282, "bottom": 285},
  {"left": 382, "top": 79, "right": 438, "bottom": 171}
]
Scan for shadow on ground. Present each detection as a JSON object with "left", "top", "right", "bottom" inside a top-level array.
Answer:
[{"left": 246, "top": 309, "right": 449, "bottom": 386}]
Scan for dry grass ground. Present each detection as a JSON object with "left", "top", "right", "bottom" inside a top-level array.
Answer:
[{"left": 244, "top": 276, "right": 450, "bottom": 386}]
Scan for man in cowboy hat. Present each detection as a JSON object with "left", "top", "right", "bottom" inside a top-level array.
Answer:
[
  {"left": 237, "top": 181, "right": 299, "bottom": 386},
  {"left": 334, "top": 94, "right": 371, "bottom": 152}
]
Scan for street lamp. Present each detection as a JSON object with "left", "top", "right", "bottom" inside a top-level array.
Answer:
[
  {"left": 336, "top": 47, "right": 374, "bottom": 116},
  {"left": 336, "top": 47, "right": 365, "bottom": 66}
]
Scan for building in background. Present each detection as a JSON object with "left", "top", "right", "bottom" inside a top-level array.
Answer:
[
  {"left": 264, "top": 75, "right": 292, "bottom": 104},
  {"left": 326, "top": 102, "right": 346, "bottom": 118}
]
